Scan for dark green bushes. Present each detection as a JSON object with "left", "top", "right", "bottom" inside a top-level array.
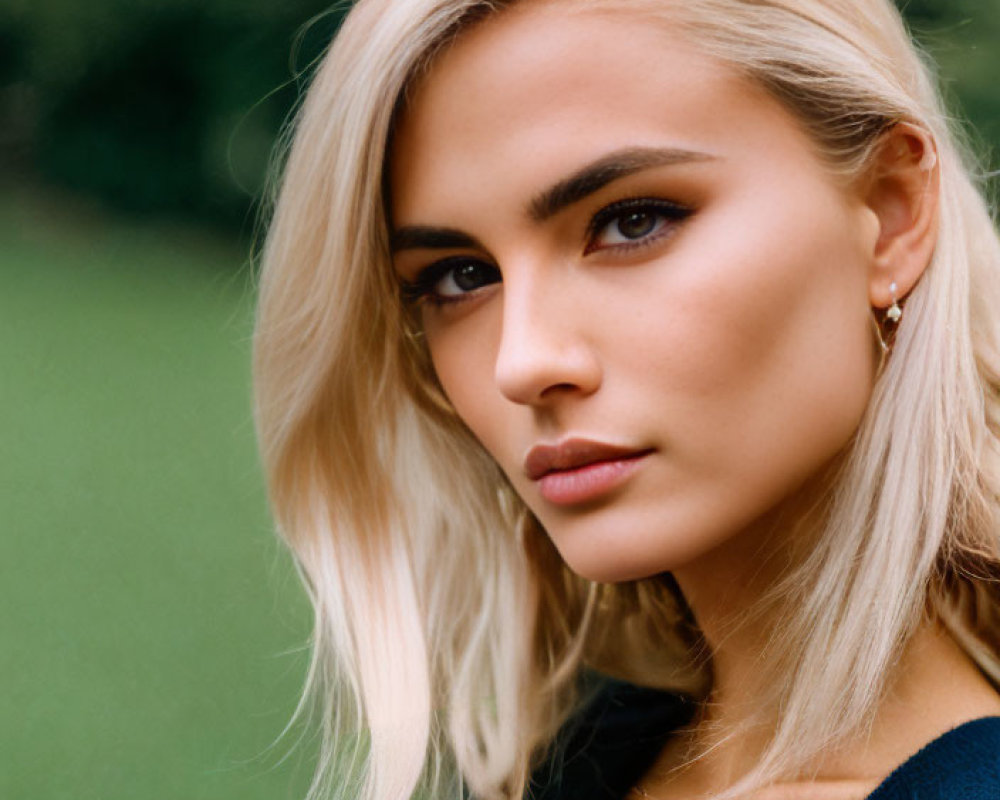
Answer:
[{"left": 2, "top": 1, "right": 342, "bottom": 228}]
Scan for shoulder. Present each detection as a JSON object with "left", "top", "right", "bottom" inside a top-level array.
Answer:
[{"left": 866, "top": 716, "right": 1000, "bottom": 800}]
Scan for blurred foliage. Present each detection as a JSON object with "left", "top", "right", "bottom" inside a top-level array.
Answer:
[
  {"left": 0, "top": 0, "right": 997, "bottom": 232},
  {"left": 0, "top": 0, "right": 342, "bottom": 229},
  {"left": 900, "top": 0, "right": 1000, "bottom": 154}
]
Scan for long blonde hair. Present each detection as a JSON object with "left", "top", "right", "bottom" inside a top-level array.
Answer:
[{"left": 253, "top": 1, "right": 1000, "bottom": 798}]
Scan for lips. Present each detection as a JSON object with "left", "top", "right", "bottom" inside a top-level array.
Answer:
[
  {"left": 524, "top": 439, "right": 653, "bottom": 506},
  {"left": 524, "top": 439, "right": 649, "bottom": 480}
]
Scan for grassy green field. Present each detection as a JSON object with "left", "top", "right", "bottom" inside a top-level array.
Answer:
[{"left": 1, "top": 187, "right": 314, "bottom": 799}]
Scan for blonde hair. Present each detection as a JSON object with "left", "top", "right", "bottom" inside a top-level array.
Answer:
[{"left": 253, "top": 1, "right": 1000, "bottom": 798}]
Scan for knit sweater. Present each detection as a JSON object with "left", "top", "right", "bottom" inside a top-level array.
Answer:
[
  {"left": 528, "top": 681, "right": 1000, "bottom": 800},
  {"left": 866, "top": 715, "right": 1000, "bottom": 800}
]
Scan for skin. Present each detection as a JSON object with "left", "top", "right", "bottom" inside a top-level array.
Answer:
[
  {"left": 389, "top": 1, "right": 1000, "bottom": 796},
  {"left": 391, "top": 2, "right": 879, "bottom": 584}
]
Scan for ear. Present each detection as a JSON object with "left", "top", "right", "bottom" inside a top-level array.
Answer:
[{"left": 861, "top": 123, "right": 940, "bottom": 309}]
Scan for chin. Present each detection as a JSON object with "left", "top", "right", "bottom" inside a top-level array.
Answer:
[
  {"left": 540, "top": 505, "right": 750, "bottom": 585},
  {"left": 549, "top": 533, "right": 696, "bottom": 584}
]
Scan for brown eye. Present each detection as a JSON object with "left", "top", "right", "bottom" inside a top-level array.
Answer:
[
  {"left": 586, "top": 197, "right": 692, "bottom": 254},
  {"left": 450, "top": 262, "right": 493, "bottom": 291},
  {"left": 430, "top": 258, "right": 501, "bottom": 300},
  {"left": 617, "top": 211, "right": 659, "bottom": 239}
]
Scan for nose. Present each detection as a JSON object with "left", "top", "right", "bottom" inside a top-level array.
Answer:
[{"left": 493, "top": 269, "right": 602, "bottom": 406}]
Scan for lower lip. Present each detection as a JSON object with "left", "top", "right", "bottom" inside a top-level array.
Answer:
[{"left": 536, "top": 452, "right": 650, "bottom": 506}]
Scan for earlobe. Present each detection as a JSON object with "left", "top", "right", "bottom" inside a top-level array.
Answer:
[{"left": 863, "top": 122, "right": 940, "bottom": 310}]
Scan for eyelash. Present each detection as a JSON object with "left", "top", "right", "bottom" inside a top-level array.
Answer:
[
  {"left": 584, "top": 197, "right": 692, "bottom": 255},
  {"left": 401, "top": 196, "right": 693, "bottom": 306},
  {"left": 400, "top": 257, "right": 501, "bottom": 306}
]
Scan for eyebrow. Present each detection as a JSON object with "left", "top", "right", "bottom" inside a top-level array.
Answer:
[
  {"left": 390, "top": 145, "right": 716, "bottom": 252},
  {"left": 528, "top": 146, "right": 716, "bottom": 222},
  {"left": 390, "top": 226, "right": 484, "bottom": 253}
]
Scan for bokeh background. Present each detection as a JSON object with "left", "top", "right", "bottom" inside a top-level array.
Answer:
[{"left": 2, "top": 1, "right": 998, "bottom": 798}]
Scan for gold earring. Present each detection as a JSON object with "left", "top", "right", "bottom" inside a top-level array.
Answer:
[
  {"left": 886, "top": 281, "right": 902, "bottom": 324},
  {"left": 873, "top": 280, "right": 903, "bottom": 369}
]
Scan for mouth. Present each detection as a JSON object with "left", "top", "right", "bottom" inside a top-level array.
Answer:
[{"left": 524, "top": 438, "right": 653, "bottom": 506}]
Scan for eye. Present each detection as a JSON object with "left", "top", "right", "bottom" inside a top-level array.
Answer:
[
  {"left": 605, "top": 210, "right": 662, "bottom": 242},
  {"left": 434, "top": 259, "right": 501, "bottom": 299},
  {"left": 586, "top": 197, "right": 692, "bottom": 254},
  {"left": 402, "top": 257, "right": 502, "bottom": 305}
]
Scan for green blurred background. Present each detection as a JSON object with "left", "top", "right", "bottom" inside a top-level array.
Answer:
[{"left": 1, "top": 1, "right": 997, "bottom": 799}]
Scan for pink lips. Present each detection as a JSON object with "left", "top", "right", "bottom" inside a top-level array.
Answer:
[{"left": 524, "top": 439, "right": 652, "bottom": 506}]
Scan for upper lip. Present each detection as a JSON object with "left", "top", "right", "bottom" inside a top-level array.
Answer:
[{"left": 524, "top": 438, "right": 651, "bottom": 480}]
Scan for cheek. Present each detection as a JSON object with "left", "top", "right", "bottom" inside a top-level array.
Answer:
[
  {"left": 425, "top": 308, "right": 507, "bottom": 448},
  {"left": 635, "top": 194, "right": 876, "bottom": 494}
]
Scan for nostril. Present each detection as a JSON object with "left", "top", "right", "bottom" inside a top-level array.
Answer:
[
  {"left": 540, "top": 382, "right": 581, "bottom": 398},
  {"left": 494, "top": 340, "right": 602, "bottom": 406}
]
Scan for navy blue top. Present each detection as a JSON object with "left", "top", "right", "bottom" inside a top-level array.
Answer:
[
  {"left": 528, "top": 680, "right": 1000, "bottom": 799},
  {"left": 866, "top": 715, "right": 1000, "bottom": 799}
]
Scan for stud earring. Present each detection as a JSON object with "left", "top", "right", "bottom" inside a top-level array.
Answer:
[
  {"left": 873, "top": 280, "right": 903, "bottom": 366},
  {"left": 886, "top": 281, "right": 903, "bottom": 324}
]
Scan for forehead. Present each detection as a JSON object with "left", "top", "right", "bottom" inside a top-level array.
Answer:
[{"left": 390, "top": 0, "right": 817, "bottom": 223}]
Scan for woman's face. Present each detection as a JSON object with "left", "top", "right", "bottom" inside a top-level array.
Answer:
[{"left": 390, "top": 2, "right": 881, "bottom": 582}]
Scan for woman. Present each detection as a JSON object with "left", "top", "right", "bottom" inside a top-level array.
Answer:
[{"left": 253, "top": 1, "right": 1000, "bottom": 798}]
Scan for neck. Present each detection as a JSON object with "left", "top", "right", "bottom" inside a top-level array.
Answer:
[
  {"left": 671, "top": 481, "right": 828, "bottom": 733},
  {"left": 641, "top": 479, "right": 1000, "bottom": 797}
]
